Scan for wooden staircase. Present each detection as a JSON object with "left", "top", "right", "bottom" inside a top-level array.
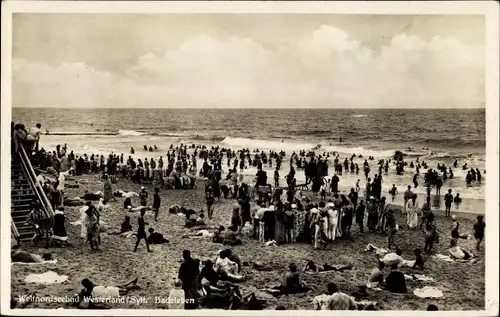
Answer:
[
  {"left": 11, "top": 156, "right": 38, "bottom": 242},
  {"left": 11, "top": 146, "right": 54, "bottom": 245}
]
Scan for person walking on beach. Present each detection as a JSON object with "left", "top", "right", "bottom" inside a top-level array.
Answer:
[
  {"left": 389, "top": 184, "right": 398, "bottom": 202},
  {"left": 133, "top": 208, "right": 152, "bottom": 252},
  {"left": 153, "top": 187, "right": 161, "bottom": 221},
  {"left": 406, "top": 194, "right": 419, "bottom": 230},
  {"left": 444, "top": 189, "right": 453, "bottom": 217}
]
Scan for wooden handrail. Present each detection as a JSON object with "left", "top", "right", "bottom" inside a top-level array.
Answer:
[{"left": 18, "top": 146, "right": 54, "bottom": 219}]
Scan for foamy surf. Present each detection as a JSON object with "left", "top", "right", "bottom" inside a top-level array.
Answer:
[{"left": 118, "top": 129, "right": 145, "bottom": 136}]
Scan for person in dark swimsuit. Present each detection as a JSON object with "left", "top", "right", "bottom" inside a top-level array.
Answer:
[{"left": 133, "top": 209, "right": 152, "bottom": 252}]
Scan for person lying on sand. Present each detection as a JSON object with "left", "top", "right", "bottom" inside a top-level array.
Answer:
[
  {"left": 127, "top": 205, "right": 153, "bottom": 213},
  {"left": 214, "top": 249, "right": 245, "bottom": 282},
  {"left": 73, "top": 278, "right": 140, "bottom": 309},
  {"left": 302, "top": 260, "right": 353, "bottom": 273},
  {"left": 449, "top": 238, "right": 474, "bottom": 260},
  {"left": 113, "top": 190, "right": 139, "bottom": 198},
  {"left": 380, "top": 249, "right": 404, "bottom": 266},
  {"left": 79, "top": 190, "right": 103, "bottom": 201},
  {"left": 147, "top": 228, "right": 169, "bottom": 245},
  {"left": 11, "top": 250, "right": 53, "bottom": 263}
]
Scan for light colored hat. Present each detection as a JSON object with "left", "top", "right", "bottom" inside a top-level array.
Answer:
[
  {"left": 291, "top": 204, "right": 297, "bottom": 209},
  {"left": 141, "top": 186, "right": 145, "bottom": 190},
  {"left": 268, "top": 205, "right": 275, "bottom": 211},
  {"left": 451, "top": 215, "right": 457, "bottom": 220},
  {"left": 326, "top": 202, "right": 335, "bottom": 208},
  {"left": 370, "top": 196, "right": 375, "bottom": 200}
]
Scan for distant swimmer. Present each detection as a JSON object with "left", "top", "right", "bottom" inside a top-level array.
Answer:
[
  {"left": 154, "top": 145, "right": 158, "bottom": 151},
  {"left": 282, "top": 140, "right": 284, "bottom": 143},
  {"left": 339, "top": 137, "right": 343, "bottom": 143},
  {"left": 130, "top": 147, "right": 135, "bottom": 155}
]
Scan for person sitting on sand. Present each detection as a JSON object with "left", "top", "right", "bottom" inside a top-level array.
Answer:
[
  {"left": 199, "top": 260, "right": 220, "bottom": 287},
  {"left": 427, "top": 304, "right": 439, "bottom": 311},
  {"left": 225, "top": 249, "right": 242, "bottom": 273},
  {"left": 114, "top": 190, "right": 139, "bottom": 198},
  {"left": 384, "top": 263, "right": 407, "bottom": 294},
  {"left": 214, "top": 249, "right": 245, "bottom": 282},
  {"left": 168, "top": 279, "right": 186, "bottom": 310},
  {"left": 412, "top": 248, "right": 425, "bottom": 270},
  {"left": 212, "top": 226, "right": 225, "bottom": 243},
  {"left": 302, "top": 260, "right": 352, "bottom": 273},
  {"left": 74, "top": 278, "right": 140, "bottom": 309},
  {"left": 449, "top": 238, "right": 474, "bottom": 260},
  {"left": 121, "top": 216, "right": 133, "bottom": 233},
  {"left": 450, "top": 215, "right": 468, "bottom": 241},
  {"left": 196, "top": 212, "right": 206, "bottom": 226},
  {"left": 123, "top": 197, "right": 134, "bottom": 209},
  {"left": 367, "top": 261, "right": 385, "bottom": 288},
  {"left": 280, "top": 263, "right": 309, "bottom": 295},
  {"left": 222, "top": 226, "right": 242, "bottom": 246},
  {"left": 147, "top": 228, "right": 169, "bottom": 245},
  {"left": 313, "top": 282, "right": 357, "bottom": 310}
]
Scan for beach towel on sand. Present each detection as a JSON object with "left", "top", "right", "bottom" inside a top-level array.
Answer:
[
  {"left": 25, "top": 271, "right": 68, "bottom": 284},
  {"left": 92, "top": 285, "right": 120, "bottom": 299},
  {"left": 404, "top": 274, "right": 435, "bottom": 282},
  {"left": 13, "top": 259, "right": 58, "bottom": 265},
  {"left": 413, "top": 286, "right": 443, "bottom": 298},
  {"left": 434, "top": 254, "right": 477, "bottom": 263}
]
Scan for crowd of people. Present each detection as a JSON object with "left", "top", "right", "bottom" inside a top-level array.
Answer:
[{"left": 11, "top": 120, "right": 486, "bottom": 311}]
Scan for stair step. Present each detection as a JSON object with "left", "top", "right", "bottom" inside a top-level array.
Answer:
[
  {"left": 12, "top": 214, "right": 29, "bottom": 220},
  {"left": 11, "top": 199, "right": 34, "bottom": 203},
  {"left": 11, "top": 204, "right": 31, "bottom": 210}
]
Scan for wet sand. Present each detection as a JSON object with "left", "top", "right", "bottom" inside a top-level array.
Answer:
[{"left": 11, "top": 174, "right": 485, "bottom": 310}]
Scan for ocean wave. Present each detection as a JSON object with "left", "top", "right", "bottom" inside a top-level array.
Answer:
[
  {"left": 118, "top": 129, "right": 145, "bottom": 136},
  {"left": 220, "top": 136, "right": 396, "bottom": 158},
  {"left": 351, "top": 114, "right": 368, "bottom": 118}
]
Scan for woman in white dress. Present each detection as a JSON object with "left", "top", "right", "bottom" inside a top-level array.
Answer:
[{"left": 406, "top": 194, "right": 419, "bottom": 229}]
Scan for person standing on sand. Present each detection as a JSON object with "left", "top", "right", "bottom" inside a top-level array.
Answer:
[
  {"left": 423, "top": 212, "right": 438, "bottom": 254},
  {"left": 406, "top": 194, "right": 419, "bottom": 230},
  {"left": 403, "top": 186, "right": 413, "bottom": 215},
  {"left": 355, "top": 200, "right": 365, "bottom": 233},
  {"left": 133, "top": 208, "right": 152, "bottom": 252},
  {"left": 103, "top": 174, "right": 115, "bottom": 203},
  {"left": 139, "top": 187, "right": 148, "bottom": 206},
  {"left": 444, "top": 189, "right": 453, "bottom": 217},
  {"left": 473, "top": 216, "right": 485, "bottom": 251},
  {"left": 365, "top": 178, "right": 372, "bottom": 202},
  {"left": 153, "top": 187, "right": 161, "bottom": 222},
  {"left": 206, "top": 186, "right": 215, "bottom": 219},
  {"left": 178, "top": 250, "right": 200, "bottom": 309},
  {"left": 386, "top": 209, "right": 398, "bottom": 250}
]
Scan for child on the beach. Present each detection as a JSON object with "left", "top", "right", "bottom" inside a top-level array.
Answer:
[{"left": 133, "top": 208, "right": 152, "bottom": 253}]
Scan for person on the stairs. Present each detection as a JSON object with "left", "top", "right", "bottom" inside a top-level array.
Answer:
[{"left": 26, "top": 202, "right": 44, "bottom": 246}]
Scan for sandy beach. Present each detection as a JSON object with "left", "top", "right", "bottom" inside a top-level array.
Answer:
[{"left": 11, "top": 173, "right": 485, "bottom": 310}]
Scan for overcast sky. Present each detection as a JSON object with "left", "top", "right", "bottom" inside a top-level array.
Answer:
[{"left": 12, "top": 14, "right": 485, "bottom": 108}]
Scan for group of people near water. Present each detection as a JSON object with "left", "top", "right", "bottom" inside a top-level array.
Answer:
[{"left": 12, "top": 121, "right": 486, "bottom": 311}]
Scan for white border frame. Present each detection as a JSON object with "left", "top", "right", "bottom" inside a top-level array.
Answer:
[{"left": 1, "top": 1, "right": 499, "bottom": 316}]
